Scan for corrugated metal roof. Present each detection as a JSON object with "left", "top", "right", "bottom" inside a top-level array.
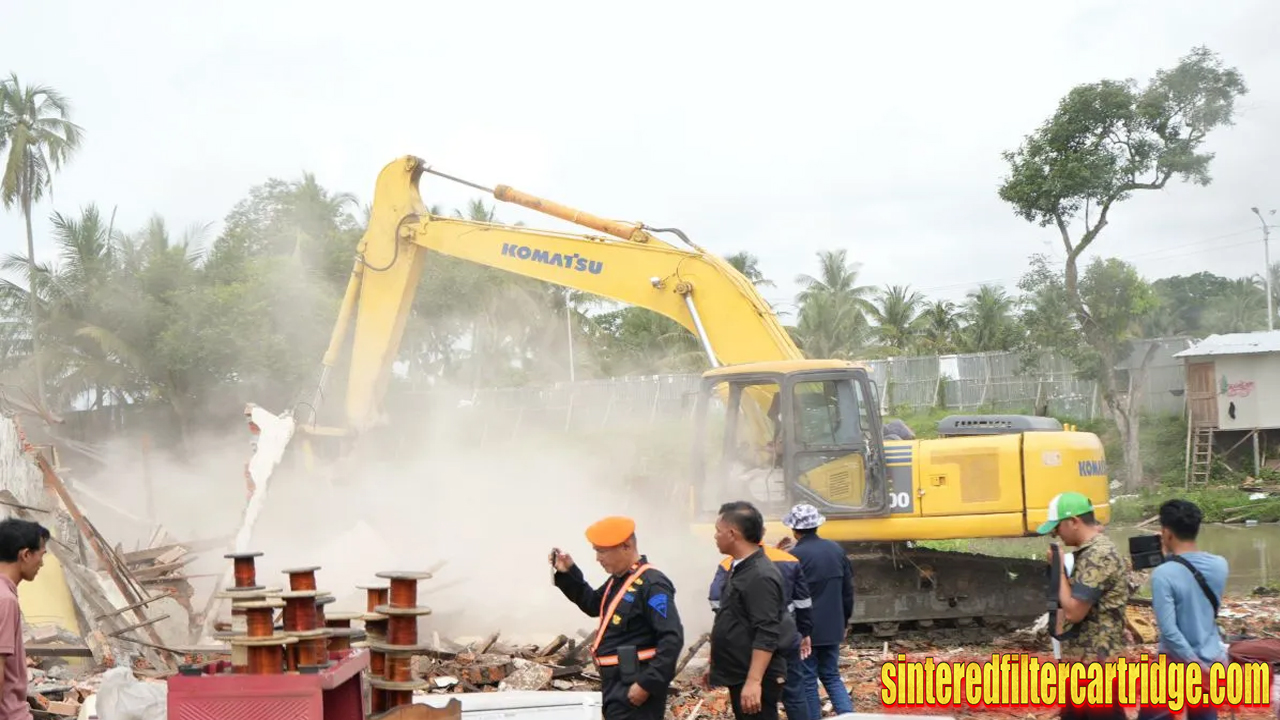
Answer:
[{"left": 1172, "top": 330, "right": 1280, "bottom": 358}]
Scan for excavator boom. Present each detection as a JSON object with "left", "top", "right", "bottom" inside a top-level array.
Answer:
[{"left": 323, "top": 156, "right": 802, "bottom": 432}]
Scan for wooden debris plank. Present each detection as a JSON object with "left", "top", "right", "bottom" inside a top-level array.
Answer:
[
  {"left": 24, "top": 645, "right": 94, "bottom": 658},
  {"left": 131, "top": 557, "right": 196, "bottom": 580},
  {"left": 107, "top": 614, "right": 170, "bottom": 637},
  {"left": 122, "top": 545, "right": 182, "bottom": 565},
  {"left": 534, "top": 635, "right": 568, "bottom": 658},
  {"left": 477, "top": 632, "right": 500, "bottom": 654},
  {"left": 87, "top": 518, "right": 149, "bottom": 603},
  {"left": 154, "top": 545, "right": 188, "bottom": 565},
  {"left": 93, "top": 590, "right": 176, "bottom": 620},
  {"left": 674, "top": 633, "right": 709, "bottom": 678},
  {"left": 33, "top": 455, "right": 170, "bottom": 661}
]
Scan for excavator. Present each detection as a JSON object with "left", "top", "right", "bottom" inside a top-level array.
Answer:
[{"left": 239, "top": 155, "right": 1112, "bottom": 645}]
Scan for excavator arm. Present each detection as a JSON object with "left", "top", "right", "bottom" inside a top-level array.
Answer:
[{"left": 320, "top": 155, "right": 804, "bottom": 433}]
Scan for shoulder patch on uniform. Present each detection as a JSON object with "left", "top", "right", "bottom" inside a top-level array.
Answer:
[{"left": 648, "top": 593, "right": 669, "bottom": 618}]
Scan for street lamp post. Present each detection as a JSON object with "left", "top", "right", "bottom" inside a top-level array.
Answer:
[{"left": 1251, "top": 207, "right": 1275, "bottom": 331}]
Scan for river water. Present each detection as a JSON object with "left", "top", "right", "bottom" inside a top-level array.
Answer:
[{"left": 949, "top": 523, "right": 1279, "bottom": 595}]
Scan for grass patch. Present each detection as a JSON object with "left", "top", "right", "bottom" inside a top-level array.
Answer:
[
  {"left": 915, "top": 539, "right": 971, "bottom": 553},
  {"left": 1112, "top": 487, "right": 1280, "bottom": 524}
]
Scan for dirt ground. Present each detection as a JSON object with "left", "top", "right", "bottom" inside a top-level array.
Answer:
[{"left": 665, "top": 595, "right": 1280, "bottom": 720}]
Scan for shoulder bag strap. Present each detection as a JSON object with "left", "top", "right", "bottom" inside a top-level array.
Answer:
[{"left": 1167, "top": 555, "right": 1219, "bottom": 617}]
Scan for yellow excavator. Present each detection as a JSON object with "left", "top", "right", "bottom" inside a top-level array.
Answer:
[{"left": 246, "top": 155, "right": 1111, "bottom": 644}]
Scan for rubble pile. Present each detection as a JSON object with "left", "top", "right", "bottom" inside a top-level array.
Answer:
[
  {"left": 401, "top": 630, "right": 709, "bottom": 695},
  {"left": 2, "top": 412, "right": 225, "bottom": 713}
]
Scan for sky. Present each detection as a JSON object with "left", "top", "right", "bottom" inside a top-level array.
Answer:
[{"left": 5, "top": 0, "right": 1280, "bottom": 324}]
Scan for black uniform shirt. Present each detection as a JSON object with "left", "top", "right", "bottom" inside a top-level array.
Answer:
[
  {"left": 709, "top": 546, "right": 794, "bottom": 687},
  {"left": 554, "top": 555, "right": 685, "bottom": 695}
]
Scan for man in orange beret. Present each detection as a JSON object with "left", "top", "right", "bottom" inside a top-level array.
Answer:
[{"left": 551, "top": 516, "right": 684, "bottom": 720}]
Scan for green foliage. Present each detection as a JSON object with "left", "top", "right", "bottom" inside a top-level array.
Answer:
[
  {"left": 998, "top": 47, "right": 1247, "bottom": 235},
  {"left": 1017, "top": 254, "right": 1156, "bottom": 379}
]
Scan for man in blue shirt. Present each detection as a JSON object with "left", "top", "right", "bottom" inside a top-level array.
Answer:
[
  {"left": 1142, "top": 499, "right": 1229, "bottom": 720},
  {"left": 780, "top": 503, "right": 854, "bottom": 717}
]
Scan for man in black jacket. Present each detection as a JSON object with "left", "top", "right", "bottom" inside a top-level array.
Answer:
[
  {"left": 551, "top": 516, "right": 685, "bottom": 720},
  {"left": 708, "top": 501, "right": 796, "bottom": 720}
]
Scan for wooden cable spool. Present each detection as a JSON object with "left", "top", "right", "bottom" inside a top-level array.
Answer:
[
  {"left": 325, "top": 612, "right": 361, "bottom": 653},
  {"left": 279, "top": 590, "right": 332, "bottom": 670},
  {"left": 370, "top": 571, "right": 435, "bottom": 711},
  {"left": 228, "top": 598, "right": 293, "bottom": 675},
  {"left": 283, "top": 566, "right": 320, "bottom": 592},
  {"left": 224, "top": 551, "right": 265, "bottom": 590},
  {"left": 359, "top": 584, "right": 389, "bottom": 613}
]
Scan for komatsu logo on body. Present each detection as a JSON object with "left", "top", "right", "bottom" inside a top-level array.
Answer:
[
  {"left": 1078, "top": 460, "right": 1107, "bottom": 477},
  {"left": 501, "top": 243, "right": 604, "bottom": 275}
]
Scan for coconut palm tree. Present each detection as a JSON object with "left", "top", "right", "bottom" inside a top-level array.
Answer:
[
  {"left": 918, "top": 299, "right": 961, "bottom": 354},
  {"left": 1202, "top": 277, "right": 1267, "bottom": 334},
  {"left": 959, "top": 284, "right": 1019, "bottom": 352},
  {"left": 869, "top": 284, "right": 926, "bottom": 353},
  {"left": 0, "top": 74, "right": 84, "bottom": 408},
  {"left": 725, "top": 251, "right": 774, "bottom": 289},
  {"left": 793, "top": 249, "right": 875, "bottom": 357}
]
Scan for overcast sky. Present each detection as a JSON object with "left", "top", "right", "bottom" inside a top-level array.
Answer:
[{"left": 5, "top": 0, "right": 1280, "bottom": 323}]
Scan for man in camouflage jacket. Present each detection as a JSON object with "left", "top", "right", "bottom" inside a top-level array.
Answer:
[{"left": 1039, "top": 491, "right": 1129, "bottom": 720}]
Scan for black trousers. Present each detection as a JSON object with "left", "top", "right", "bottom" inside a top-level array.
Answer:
[
  {"left": 727, "top": 676, "right": 785, "bottom": 720},
  {"left": 600, "top": 670, "right": 668, "bottom": 720}
]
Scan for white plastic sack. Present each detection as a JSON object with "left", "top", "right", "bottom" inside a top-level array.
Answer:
[
  {"left": 1272, "top": 672, "right": 1278, "bottom": 719},
  {"left": 94, "top": 667, "right": 166, "bottom": 720}
]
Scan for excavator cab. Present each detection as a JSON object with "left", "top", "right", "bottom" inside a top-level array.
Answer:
[{"left": 691, "top": 360, "right": 889, "bottom": 521}]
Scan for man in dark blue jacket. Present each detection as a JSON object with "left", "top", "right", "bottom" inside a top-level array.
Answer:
[
  {"left": 709, "top": 542, "right": 814, "bottom": 720},
  {"left": 781, "top": 503, "right": 854, "bottom": 717}
]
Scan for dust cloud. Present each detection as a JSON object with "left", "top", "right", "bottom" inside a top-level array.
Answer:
[
  {"left": 60, "top": 208, "right": 730, "bottom": 650},
  {"left": 70, "top": 393, "right": 726, "bottom": 648}
]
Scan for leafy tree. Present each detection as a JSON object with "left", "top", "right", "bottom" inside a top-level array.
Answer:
[
  {"left": 997, "top": 46, "right": 1248, "bottom": 488},
  {"left": 1146, "top": 272, "right": 1236, "bottom": 336},
  {"left": 1019, "top": 255, "right": 1159, "bottom": 490},
  {"left": 0, "top": 74, "right": 84, "bottom": 408}
]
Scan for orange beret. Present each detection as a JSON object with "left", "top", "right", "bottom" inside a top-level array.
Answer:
[{"left": 585, "top": 516, "right": 636, "bottom": 547}]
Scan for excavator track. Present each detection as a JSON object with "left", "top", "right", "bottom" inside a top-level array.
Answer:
[{"left": 839, "top": 542, "right": 1047, "bottom": 648}]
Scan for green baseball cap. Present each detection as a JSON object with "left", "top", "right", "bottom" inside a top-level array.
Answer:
[{"left": 1037, "top": 491, "right": 1094, "bottom": 534}]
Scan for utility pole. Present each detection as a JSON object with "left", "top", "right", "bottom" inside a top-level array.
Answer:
[
  {"left": 565, "top": 287, "right": 576, "bottom": 382},
  {"left": 1251, "top": 207, "right": 1275, "bottom": 331}
]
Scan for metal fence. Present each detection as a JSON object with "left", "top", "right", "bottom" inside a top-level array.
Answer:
[{"left": 402, "top": 339, "right": 1193, "bottom": 441}]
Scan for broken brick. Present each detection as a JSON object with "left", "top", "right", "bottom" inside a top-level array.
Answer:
[
  {"left": 500, "top": 662, "right": 552, "bottom": 691},
  {"left": 456, "top": 657, "right": 514, "bottom": 686}
]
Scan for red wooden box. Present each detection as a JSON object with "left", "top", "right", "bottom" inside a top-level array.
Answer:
[{"left": 166, "top": 648, "right": 369, "bottom": 720}]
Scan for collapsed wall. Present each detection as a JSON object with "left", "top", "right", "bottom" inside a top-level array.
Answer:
[{"left": 0, "top": 410, "right": 203, "bottom": 674}]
